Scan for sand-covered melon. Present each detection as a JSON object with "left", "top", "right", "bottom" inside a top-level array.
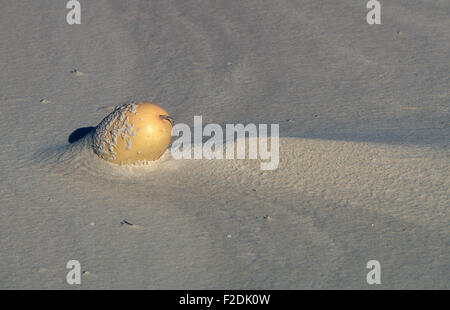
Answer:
[{"left": 92, "top": 102, "right": 173, "bottom": 165}]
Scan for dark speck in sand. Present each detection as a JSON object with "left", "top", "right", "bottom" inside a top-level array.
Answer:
[{"left": 120, "top": 220, "right": 134, "bottom": 226}]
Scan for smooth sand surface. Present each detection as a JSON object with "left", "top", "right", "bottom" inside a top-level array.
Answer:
[{"left": 0, "top": 0, "right": 448, "bottom": 289}]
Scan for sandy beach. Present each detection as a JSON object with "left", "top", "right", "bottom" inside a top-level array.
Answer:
[{"left": 0, "top": 0, "right": 448, "bottom": 289}]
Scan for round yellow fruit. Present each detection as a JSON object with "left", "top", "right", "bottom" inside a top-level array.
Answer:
[{"left": 92, "top": 102, "right": 174, "bottom": 165}]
